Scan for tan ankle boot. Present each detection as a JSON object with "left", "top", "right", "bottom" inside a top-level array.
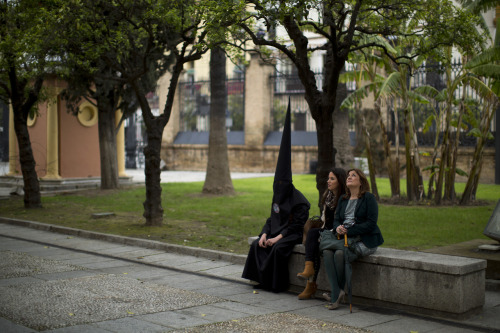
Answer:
[
  {"left": 298, "top": 281, "right": 317, "bottom": 300},
  {"left": 297, "top": 261, "right": 314, "bottom": 280}
]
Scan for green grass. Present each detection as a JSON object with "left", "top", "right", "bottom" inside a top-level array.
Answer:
[{"left": 0, "top": 175, "right": 498, "bottom": 254}]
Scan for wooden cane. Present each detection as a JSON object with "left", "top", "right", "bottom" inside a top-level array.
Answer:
[{"left": 344, "top": 233, "right": 352, "bottom": 313}]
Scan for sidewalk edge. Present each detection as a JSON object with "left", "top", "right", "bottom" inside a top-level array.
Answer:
[{"left": 0, "top": 217, "right": 247, "bottom": 265}]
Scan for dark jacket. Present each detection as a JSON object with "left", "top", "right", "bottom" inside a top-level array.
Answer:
[
  {"left": 333, "top": 192, "right": 384, "bottom": 248},
  {"left": 324, "top": 205, "right": 335, "bottom": 230}
]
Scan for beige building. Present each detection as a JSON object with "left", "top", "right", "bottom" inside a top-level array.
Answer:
[
  {"left": 4, "top": 76, "right": 127, "bottom": 189},
  {"left": 157, "top": 52, "right": 319, "bottom": 175},
  {"left": 153, "top": 52, "right": 496, "bottom": 184}
]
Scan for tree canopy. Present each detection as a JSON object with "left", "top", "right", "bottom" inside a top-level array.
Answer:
[{"left": 237, "top": 0, "right": 489, "bottom": 203}]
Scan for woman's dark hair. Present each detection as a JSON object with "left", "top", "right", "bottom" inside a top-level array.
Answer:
[
  {"left": 321, "top": 167, "right": 347, "bottom": 209},
  {"left": 344, "top": 168, "right": 370, "bottom": 199}
]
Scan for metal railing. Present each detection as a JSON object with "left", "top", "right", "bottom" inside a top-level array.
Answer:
[{"left": 178, "top": 75, "right": 245, "bottom": 132}]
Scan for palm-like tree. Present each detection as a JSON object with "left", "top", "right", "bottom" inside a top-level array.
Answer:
[
  {"left": 460, "top": 49, "right": 500, "bottom": 204},
  {"left": 457, "top": 0, "right": 500, "bottom": 203},
  {"left": 415, "top": 48, "right": 486, "bottom": 204}
]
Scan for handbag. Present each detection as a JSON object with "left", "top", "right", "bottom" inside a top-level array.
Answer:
[
  {"left": 318, "top": 229, "right": 346, "bottom": 252},
  {"left": 319, "top": 230, "right": 375, "bottom": 258},
  {"left": 302, "top": 215, "right": 323, "bottom": 244}
]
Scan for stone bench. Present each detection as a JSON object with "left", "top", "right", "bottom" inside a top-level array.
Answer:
[{"left": 248, "top": 237, "right": 486, "bottom": 319}]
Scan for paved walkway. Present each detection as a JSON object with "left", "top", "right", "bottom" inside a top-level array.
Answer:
[{"left": 1, "top": 221, "right": 499, "bottom": 333}]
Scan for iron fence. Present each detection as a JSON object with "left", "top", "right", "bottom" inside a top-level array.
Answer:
[
  {"left": 174, "top": 61, "right": 495, "bottom": 147},
  {"left": 269, "top": 73, "right": 319, "bottom": 132},
  {"left": 270, "top": 61, "right": 495, "bottom": 147},
  {"left": 178, "top": 75, "right": 245, "bottom": 132},
  {"left": 388, "top": 60, "right": 495, "bottom": 147}
]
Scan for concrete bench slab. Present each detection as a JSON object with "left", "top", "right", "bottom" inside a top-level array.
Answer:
[{"left": 248, "top": 236, "right": 486, "bottom": 319}]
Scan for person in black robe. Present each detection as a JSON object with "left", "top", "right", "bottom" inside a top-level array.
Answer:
[{"left": 242, "top": 100, "right": 310, "bottom": 292}]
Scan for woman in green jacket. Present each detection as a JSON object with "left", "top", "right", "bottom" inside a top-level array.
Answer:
[{"left": 322, "top": 168, "right": 384, "bottom": 310}]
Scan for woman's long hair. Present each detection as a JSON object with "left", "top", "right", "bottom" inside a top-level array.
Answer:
[
  {"left": 321, "top": 168, "right": 347, "bottom": 209},
  {"left": 344, "top": 168, "right": 370, "bottom": 199}
]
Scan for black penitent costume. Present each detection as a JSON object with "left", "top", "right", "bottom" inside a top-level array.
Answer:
[{"left": 242, "top": 100, "right": 310, "bottom": 292}]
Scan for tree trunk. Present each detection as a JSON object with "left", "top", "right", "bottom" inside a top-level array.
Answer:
[
  {"left": 460, "top": 137, "right": 483, "bottom": 205},
  {"left": 426, "top": 154, "right": 437, "bottom": 200},
  {"left": 409, "top": 107, "right": 425, "bottom": 200},
  {"left": 95, "top": 85, "right": 119, "bottom": 190},
  {"left": 403, "top": 111, "right": 414, "bottom": 201},
  {"left": 143, "top": 121, "right": 164, "bottom": 226},
  {"left": 375, "top": 98, "right": 399, "bottom": 198},
  {"left": 393, "top": 105, "right": 401, "bottom": 197},
  {"left": 434, "top": 143, "right": 449, "bottom": 205},
  {"left": 203, "top": 46, "right": 234, "bottom": 195},
  {"left": 333, "top": 77, "right": 353, "bottom": 169},
  {"left": 471, "top": 159, "right": 483, "bottom": 200},
  {"left": 9, "top": 67, "right": 43, "bottom": 208},
  {"left": 435, "top": 101, "right": 452, "bottom": 205},
  {"left": 426, "top": 115, "right": 441, "bottom": 200},
  {"left": 363, "top": 118, "right": 379, "bottom": 200},
  {"left": 278, "top": 22, "right": 343, "bottom": 207},
  {"left": 135, "top": 59, "right": 181, "bottom": 226},
  {"left": 445, "top": 94, "right": 466, "bottom": 201},
  {"left": 460, "top": 100, "right": 496, "bottom": 205},
  {"left": 13, "top": 108, "right": 41, "bottom": 208},
  {"left": 315, "top": 110, "right": 335, "bottom": 207}
]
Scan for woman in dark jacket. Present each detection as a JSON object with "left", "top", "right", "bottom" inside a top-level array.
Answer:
[
  {"left": 296, "top": 167, "right": 347, "bottom": 299},
  {"left": 322, "top": 168, "right": 384, "bottom": 310}
]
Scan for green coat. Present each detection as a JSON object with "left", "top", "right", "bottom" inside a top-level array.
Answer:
[{"left": 333, "top": 192, "right": 384, "bottom": 249}]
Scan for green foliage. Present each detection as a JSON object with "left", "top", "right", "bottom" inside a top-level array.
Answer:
[
  {"left": 271, "top": 100, "right": 289, "bottom": 130},
  {"left": 0, "top": 0, "right": 64, "bottom": 103},
  {"left": 455, "top": 168, "right": 469, "bottom": 177},
  {"left": 422, "top": 114, "right": 436, "bottom": 134}
]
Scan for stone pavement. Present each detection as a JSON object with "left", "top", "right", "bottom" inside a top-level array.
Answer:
[{"left": 1, "top": 222, "right": 499, "bottom": 333}]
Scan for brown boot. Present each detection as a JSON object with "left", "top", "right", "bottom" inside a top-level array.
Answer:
[
  {"left": 297, "top": 261, "right": 315, "bottom": 280},
  {"left": 298, "top": 281, "right": 317, "bottom": 300}
]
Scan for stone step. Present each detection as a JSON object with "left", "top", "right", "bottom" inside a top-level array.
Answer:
[{"left": 0, "top": 175, "right": 134, "bottom": 196}]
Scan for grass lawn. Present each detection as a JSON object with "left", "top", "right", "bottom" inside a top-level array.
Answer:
[{"left": 0, "top": 175, "right": 498, "bottom": 255}]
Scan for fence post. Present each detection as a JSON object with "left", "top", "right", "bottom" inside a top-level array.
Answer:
[
  {"left": 159, "top": 71, "right": 180, "bottom": 146},
  {"left": 244, "top": 52, "right": 274, "bottom": 146}
]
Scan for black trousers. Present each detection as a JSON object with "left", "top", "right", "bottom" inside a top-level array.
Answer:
[{"left": 304, "top": 227, "right": 322, "bottom": 281}]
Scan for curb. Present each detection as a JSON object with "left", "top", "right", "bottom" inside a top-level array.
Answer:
[
  {"left": 1, "top": 216, "right": 499, "bottom": 293},
  {"left": 0, "top": 217, "right": 247, "bottom": 265}
]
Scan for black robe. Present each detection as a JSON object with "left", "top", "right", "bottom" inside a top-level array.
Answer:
[{"left": 242, "top": 188, "right": 310, "bottom": 292}]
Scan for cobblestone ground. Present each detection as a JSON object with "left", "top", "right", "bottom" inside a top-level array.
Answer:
[
  {"left": 171, "top": 312, "right": 372, "bottom": 333},
  {"left": 0, "top": 248, "right": 371, "bottom": 332},
  {"left": 0, "top": 250, "right": 222, "bottom": 331}
]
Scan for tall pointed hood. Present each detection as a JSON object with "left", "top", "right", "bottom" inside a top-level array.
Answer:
[
  {"left": 269, "top": 98, "right": 295, "bottom": 235},
  {"left": 274, "top": 99, "right": 292, "bottom": 184}
]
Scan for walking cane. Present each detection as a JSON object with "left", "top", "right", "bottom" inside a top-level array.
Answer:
[{"left": 344, "top": 234, "right": 352, "bottom": 313}]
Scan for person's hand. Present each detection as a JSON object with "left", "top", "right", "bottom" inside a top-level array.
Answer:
[
  {"left": 258, "top": 234, "right": 268, "bottom": 248},
  {"left": 336, "top": 225, "right": 347, "bottom": 235},
  {"left": 265, "top": 234, "right": 283, "bottom": 247}
]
